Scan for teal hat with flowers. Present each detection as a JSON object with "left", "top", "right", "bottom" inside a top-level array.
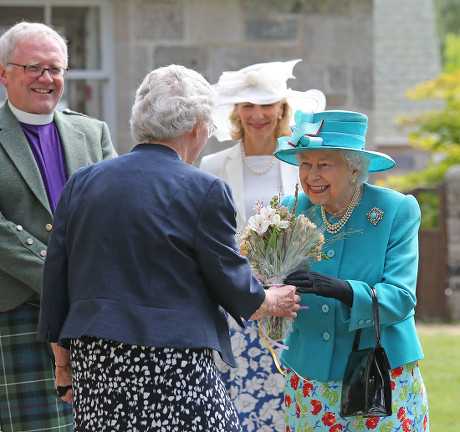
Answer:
[{"left": 274, "top": 110, "right": 395, "bottom": 172}]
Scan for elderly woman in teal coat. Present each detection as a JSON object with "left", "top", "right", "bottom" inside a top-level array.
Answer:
[{"left": 275, "top": 110, "right": 429, "bottom": 431}]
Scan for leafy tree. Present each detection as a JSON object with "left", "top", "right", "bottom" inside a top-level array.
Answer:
[
  {"left": 434, "top": 0, "right": 460, "bottom": 62},
  {"left": 379, "top": 34, "right": 460, "bottom": 191},
  {"left": 377, "top": 33, "right": 460, "bottom": 227}
]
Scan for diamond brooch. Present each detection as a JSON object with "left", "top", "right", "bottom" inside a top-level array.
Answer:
[{"left": 367, "top": 207, "right": 384, "bottom": 226}]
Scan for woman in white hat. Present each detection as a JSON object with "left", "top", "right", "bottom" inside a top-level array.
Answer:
[
  {"left": 278, "top": 110, "right": 429, "bottom": 431},
  {"left": 199, "top": 59, "right": 325, "bottom": 431},
  {"left": 200, "top": 59, "right": 325, "bottom": 232}
]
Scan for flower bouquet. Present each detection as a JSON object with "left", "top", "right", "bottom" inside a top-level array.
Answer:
[{"left": 239, "top": 187, "right": 326, "bottom": 341}]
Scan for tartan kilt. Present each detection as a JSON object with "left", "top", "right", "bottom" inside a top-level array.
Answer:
[{"left": 0, "top": 303, "right": 72, "bottom": 432}]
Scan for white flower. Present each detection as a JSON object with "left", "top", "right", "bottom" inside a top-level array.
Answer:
[
  {"left": 264, "top": 373, "right": 285, "bottom": 396},
  {"left": 234, "top": 393, "right": 258, "bottom": 413},
  {"left": 231, "top": 331, "right": 248, "bottom": 357},
  {"left": 272, "top": 213, "right": 290, "bottom": 230},
  {"left": 259, "top": 205, "right": 276, "bottom": 219},
  {"left": 259, "top": 353, "right": 277, "bottom": 370},
  {"left": 247, "top": 213, "right": 271, "bottom": 235},
  {"left": 247, "top": 346, "right": 263, "bottom": 359}
]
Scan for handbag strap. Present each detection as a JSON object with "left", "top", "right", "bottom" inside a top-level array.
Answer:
[{"left": 352, "top": 287, "right": 381, "bottom": 350}]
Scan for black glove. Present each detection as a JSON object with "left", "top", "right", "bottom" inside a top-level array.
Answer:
[{"left": 284, "top": 270, "right": 354, "bottom": 307}]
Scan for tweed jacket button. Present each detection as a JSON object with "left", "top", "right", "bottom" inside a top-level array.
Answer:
[
  {"left": 17, "top": 225, "right": 23, "bottom": 231},
  {"left": 326, "top": 249, "right": 335, "bottom": 258},
  {"left": 321, "top": 304, "right": 330, "bottom": 313},
  {"left": 40, "top": 250, "right": 47, "bottom": 257},
  {"left": 26, "top": 238, "right": 34, "bottom": 245},
  {"left": 322, "top": 331, "right": 330, "bottom": 341},
  {"left": 365, "top": 319, "right": 372, "bottom": 324},
  {"left": 46, "top": 223, "right": 53, "bottom": 231},
  {"left": 358, "top": 319, "right": 364, "bottom": 325}
]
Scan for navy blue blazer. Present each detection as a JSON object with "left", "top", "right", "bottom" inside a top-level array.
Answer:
[{"left": 37, "top": 144, "right": 265, "bottom": 367}]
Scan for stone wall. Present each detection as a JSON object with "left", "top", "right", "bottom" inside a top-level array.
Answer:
[
  {"left": 446, "top": 165, "right": 460, "bottom": 321},
  {"left": 112, "top": 0, "right": 441, "bottom": 182},
  {"left": 113, "top": 0, "right": 374, "bottom": 156},
  {"left": 373, "top": 0, "right": 443, "bottom": 177}
]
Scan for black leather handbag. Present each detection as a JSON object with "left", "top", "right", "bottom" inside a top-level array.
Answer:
[{"left": 341, "top": 287, "right": 392, "bottom": 418}]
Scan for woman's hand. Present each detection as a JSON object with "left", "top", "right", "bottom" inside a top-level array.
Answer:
[
  {"left": 55, "top": 365, "right": 73, "bottom": 404},
  {"left": 284, "top": 270, "right": 354, "bottom": 307},
  {"left": 250, "top": 285, "right": 301, "bottom": 320},
  {"left": 52, "top": 343, "right": 73, "bottom": 404}
]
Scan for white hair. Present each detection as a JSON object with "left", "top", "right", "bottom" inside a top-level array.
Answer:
[
  {"left": 342, "top": 150, "right": 370, "bottom": 184},
  {"left": 0, "top": 21, "right": 68, "bottom": 67},
  {"left": 130, "top": 64, "right": 216, "bottom": 143}
]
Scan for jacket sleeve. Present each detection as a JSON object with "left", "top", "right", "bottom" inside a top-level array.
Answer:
[
  {"left": 349, "top": 194, "right": 421, "bottom": 329},
  {"left": 194, "top": 178, "right": 266, "bottom": 324},
  {"left": 0, "top": 211, "right": 47, "bottom": 294},
  {"left": 37, "top": 174, "right": 77, "bottom": 342}
]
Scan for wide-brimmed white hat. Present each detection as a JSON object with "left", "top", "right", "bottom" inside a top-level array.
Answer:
[{"left": 212, "top": 59, "right": 326, "bottom": 141}]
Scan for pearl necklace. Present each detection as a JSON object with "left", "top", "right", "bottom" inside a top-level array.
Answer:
[
  {"left": 240, "top": 143, "right": 276, "bottom": 175},
  {"left": 321, "top": 185, "right": 361, "bottom": 234}
]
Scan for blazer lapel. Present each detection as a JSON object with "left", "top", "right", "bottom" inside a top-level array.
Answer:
[
  {"left": 54, "top": 111, "right": 89, "bottom": 177},
  {"left": 280, "top": 160, "right": 300, "bottom": 197},
  {"left": 0, "top": 104, "right": 51, "bottom": 213},
  {"left": 223, "top": 143, "right": 246, "bottom": 228}
]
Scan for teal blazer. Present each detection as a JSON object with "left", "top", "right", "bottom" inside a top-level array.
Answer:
[
  {"left": 280, "top": 183, "right": 424, "bottom": 381},
  {"left": 0, "top": 102, "right": 117, "bottom": 311}
]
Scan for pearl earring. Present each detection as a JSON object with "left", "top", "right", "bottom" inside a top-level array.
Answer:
[
  {"left": 351, "top": 178, "right": 356, "bottom": 184},
  {"left": 278, "top": 115, "right": 282, "bottom": 120}
]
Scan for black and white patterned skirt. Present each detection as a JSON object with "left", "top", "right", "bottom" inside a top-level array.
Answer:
[{"left": 70, "top": 337, "right": 242, "bottom": 432}]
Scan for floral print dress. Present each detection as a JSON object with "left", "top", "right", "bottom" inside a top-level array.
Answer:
[
  {"left": 216, "top": 317, "right": 286, "bottom": 432},
  {"left": 284, "top": 361, "right": 429, "bottom": 432}
]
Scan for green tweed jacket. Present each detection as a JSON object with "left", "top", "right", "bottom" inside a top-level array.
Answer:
[{"left": 0, "top": 102, "right": 117, "bottom": 311}]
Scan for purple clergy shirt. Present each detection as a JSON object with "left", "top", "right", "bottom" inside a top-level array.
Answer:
[{"left": 20, "top": 122, "right": 68, "bottom": 214}]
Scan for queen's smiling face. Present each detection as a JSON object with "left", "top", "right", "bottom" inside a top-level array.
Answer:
[
  {"left": 0, "top": 36, "right": 66, "bottom": 114},
  {"left": 298, "top": 150, "right": 359, "bottom": 215}
]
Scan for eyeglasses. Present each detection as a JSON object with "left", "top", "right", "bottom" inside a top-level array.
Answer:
[
  {"left": 7, "top": 63, "right": 68, "bottom": 78},
  {"left": 208, "top": 123, "right": 217, "bottom": 139}
]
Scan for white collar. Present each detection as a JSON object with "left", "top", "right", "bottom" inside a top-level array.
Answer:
[{"left": 8, "top": 101, "right": 54, "bottom": 125}]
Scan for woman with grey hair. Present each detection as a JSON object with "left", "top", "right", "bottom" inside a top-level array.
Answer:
[
  {"left": 130, "top": 65, "right": 215, "bottom": 144},
  {"left": 276, "top": 110, "right": 429, "bottom": 431},
  {"left": 37, "top": 64, "right": 301, "bottom": 432}
]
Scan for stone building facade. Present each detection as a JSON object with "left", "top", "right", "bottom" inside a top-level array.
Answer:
[{"left": 113, "top": 0, "right": 442, "bottom": 177}]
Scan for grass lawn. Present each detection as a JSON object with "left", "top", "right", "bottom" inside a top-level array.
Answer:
[{"left": 416, "top": 324, "right": 460, "bottom": 432}]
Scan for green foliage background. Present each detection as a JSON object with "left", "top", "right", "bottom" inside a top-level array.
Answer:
[{"left": 377, "top": 1, "right": 460, "bottom": 227}]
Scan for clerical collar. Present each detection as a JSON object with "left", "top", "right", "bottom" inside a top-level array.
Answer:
[{"left": 8, "top": 101, "right": 54, "bottom": 125}]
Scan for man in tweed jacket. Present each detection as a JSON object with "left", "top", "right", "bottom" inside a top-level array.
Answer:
[{"left": 0, "top": 22, "right": 117, "bottom": 431}]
